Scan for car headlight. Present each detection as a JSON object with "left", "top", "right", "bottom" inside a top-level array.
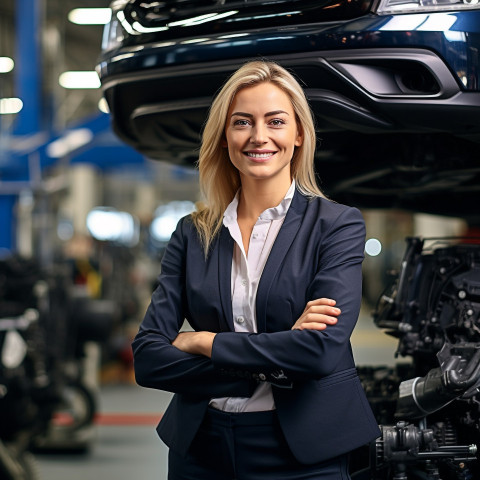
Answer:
[
  {"left": 101, "top": 0, "right": 132, "bottom": 52},
  {"left": 377, "top": 0, "right": 479, "bottom": 15}
]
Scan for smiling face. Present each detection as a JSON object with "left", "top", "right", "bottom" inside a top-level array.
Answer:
[{"left": 224, "top": 82, "right": 303, "bottom": 190}]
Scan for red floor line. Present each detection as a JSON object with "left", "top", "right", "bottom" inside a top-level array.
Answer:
[{"left": 94, "top": 413, "right": 163, "bottom": 426}]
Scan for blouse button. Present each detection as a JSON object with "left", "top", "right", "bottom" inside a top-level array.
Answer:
[
  {"left": 241, "top": 279, "right": 247, "bottom": 287},
  {"left": 236, "top": 316, "right": 245, "bottom": 324}
]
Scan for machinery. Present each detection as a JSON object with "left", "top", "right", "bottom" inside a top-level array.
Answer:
[
  {"left": 358, "top": 238, "right": 480, "bottom": 480},
  {"left": 0, "top": 256, "right": 115, "bottom": 479}
]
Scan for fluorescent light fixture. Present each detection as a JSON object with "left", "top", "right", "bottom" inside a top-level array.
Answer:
[
  {"left": 0, "top": 97, "right": 23, "bottom": 114},
  {"left": 87, "top": 207, "right": 139, "bottom": 246},
  {"left": 68, "top": 8, "right": 112, "bottom": 25},
  {"left": 59, "top": 71, "right": 101, "bottom": 89},
  {"left": 150, "top": 201, "right": 195, "bottom": 243},
  {"left": 46, "top": 128, "right": 94, "bottom": 158},
  {"left": 0, "top": 57, "right": 14, "bottom": 73}
]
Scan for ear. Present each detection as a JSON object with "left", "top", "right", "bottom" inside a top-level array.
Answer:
[
  {"left": 221, "top": 132, "right": 228, "bottom": 148},
  {"left": 294, "top": 128, "right": 303, "bottom": 147}
]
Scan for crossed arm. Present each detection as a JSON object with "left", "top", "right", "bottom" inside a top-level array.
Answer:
[
  {"left": 172, "top": 297, "right": 341, "bottom": 358},
  {"left": 133, "top": 206, "right": 364, "bottom": 394}
]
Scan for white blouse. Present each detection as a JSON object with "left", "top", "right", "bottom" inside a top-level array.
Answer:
[{"left": 210, "top": 180, "right": 295, "bottom": 412}]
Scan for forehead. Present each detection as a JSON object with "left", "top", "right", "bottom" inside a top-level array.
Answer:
[{"left": 230, "top": 82, "right": 294, "bottom": 112}]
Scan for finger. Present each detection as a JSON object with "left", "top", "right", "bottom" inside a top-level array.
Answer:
[
  {"left": 301, "top": 313, "right": 339, "bottom": 324},
  {"left": 293, "top": 322, "right": 328, "bottom": 331},
  {"left": 306, "top": 305, "right": 341, "bottom": 316},
  {"left": 292, "top": 315, "right": 337, "bottom": 330},
  {"left": 306, "top": 298, "right": 337, "bottom": 308}
]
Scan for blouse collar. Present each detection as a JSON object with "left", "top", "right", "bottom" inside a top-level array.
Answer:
[{"left": 223, "top": 180, "right": 296, "bottom": 226}]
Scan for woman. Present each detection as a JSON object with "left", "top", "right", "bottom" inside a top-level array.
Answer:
[{"left": 133, "top": 61, "right": 380, "bottom": 479}]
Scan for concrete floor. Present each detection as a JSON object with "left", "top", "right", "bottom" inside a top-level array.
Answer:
[{"left": 35, "top": 384, "right": 173, "bottom": 480}]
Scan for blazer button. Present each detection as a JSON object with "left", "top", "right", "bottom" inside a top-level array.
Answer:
[{"left": 259, "top": 373, "right": 266, "bottom": 381}]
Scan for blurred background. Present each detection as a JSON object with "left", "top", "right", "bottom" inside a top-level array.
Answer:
[{"left": 0, "top": 1, "right": 472, "bottom": 480}]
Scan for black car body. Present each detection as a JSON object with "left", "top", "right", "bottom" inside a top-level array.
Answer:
[{"left": 97, "top": 0, "right": 480, "bottom": 221}]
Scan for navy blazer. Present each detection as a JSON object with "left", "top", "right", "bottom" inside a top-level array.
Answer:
[{"left": 132, "top": 190, "right": 380, "bottom": 465}]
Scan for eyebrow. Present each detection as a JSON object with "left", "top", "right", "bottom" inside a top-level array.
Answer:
[{"left": 231, "top": 110, "right": 290, "bottom": 118}]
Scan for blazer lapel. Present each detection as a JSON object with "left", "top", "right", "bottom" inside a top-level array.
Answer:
[
  {"left": 256, "top": 191, "right": 308, "bottom": 333},
  {"left": 217, "top": 225, "right": 235, "bottom": 331}
]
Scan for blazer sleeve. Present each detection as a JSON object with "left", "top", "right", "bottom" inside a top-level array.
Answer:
[
  {"left": 211, "top": 206, "right": 365, "bottom": 381},
  {"left": 132, "top": 217, "right": 254, "bottom": 398}
]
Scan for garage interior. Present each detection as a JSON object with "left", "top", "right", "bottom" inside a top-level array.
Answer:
[{"left": 0, "top": 2, "right": 478, "bottom": 480}]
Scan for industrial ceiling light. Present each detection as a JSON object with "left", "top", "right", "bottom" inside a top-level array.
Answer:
[
  {"left": 0, "top": 98, "right": 23, "bottom": 114},
  {"left": 59, "top": 71, "right": 101, "bottom": 89},
  {"left": 0, "top": 57, "right": 14, "bottom": 73},
  {"left": 68, "top": 8, "right": 112, "bottom": 25},
  {"left": 46, "top": 128, "right": 94, "bottom": 158},
  {"left": 87, "top": 207, "right": 139, "bottom": 246}
]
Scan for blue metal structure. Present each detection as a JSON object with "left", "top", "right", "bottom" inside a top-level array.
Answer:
[
  {"left": 14, "top": 0, "right": 42, "bottom": 136},
  {"left": 0, "top": 0, "right": 42, "bottom": 251},
  {"left": 0, "top": 0, "right": 146, "bottom": 252}
]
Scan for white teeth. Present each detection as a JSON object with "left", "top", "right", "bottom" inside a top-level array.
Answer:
[{"left": 247, "top": 152, "right": 274, "bottom": 158}]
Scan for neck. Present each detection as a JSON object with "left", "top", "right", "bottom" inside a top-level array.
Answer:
[{"left": 238, "top": 177, "right": 292, "bottom": 220}]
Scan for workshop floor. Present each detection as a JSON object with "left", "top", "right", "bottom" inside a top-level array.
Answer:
[{"left": 35, "top": 383, "right": 173, "bottom": 480}]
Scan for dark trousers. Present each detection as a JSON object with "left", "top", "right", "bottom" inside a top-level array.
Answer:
[{"left": 168, "top": 407, "right": 351, "bottom": 480}]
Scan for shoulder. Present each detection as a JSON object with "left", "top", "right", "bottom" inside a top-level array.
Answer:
[
  {"left": 172, "top": 214, "right": 198, "bottom": 239},
  {"left": 164, "top": 214, "right": 197, "bottom": 255},
  {"left": 296, "top": 191, "right": 364, "bottom": 227},
  {"left": 298, "top": 195, "right": 366, "bottom": 260}
]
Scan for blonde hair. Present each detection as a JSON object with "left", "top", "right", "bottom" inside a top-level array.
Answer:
[{"left": 192, "top": 60, "right": 323, "bottom": 254}]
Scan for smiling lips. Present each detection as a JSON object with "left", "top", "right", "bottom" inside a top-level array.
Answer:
[{"left": 244, "top": 151, "right": 277, "bottom": 161}]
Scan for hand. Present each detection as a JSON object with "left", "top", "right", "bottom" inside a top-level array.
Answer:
[
  {"left": 172, "top": 331, "right": 216, "bottom": 358},
  {"left": 292, "top": 298, "right": 340, "bottom": 331}
]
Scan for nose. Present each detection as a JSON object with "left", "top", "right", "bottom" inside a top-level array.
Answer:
[{"left": 250, "top": 124, "right": 268, "bottom": 145}]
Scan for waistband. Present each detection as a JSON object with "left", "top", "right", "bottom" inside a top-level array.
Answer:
[{"left": 205, "top": 407, "right": 276, "bottom": 427}]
